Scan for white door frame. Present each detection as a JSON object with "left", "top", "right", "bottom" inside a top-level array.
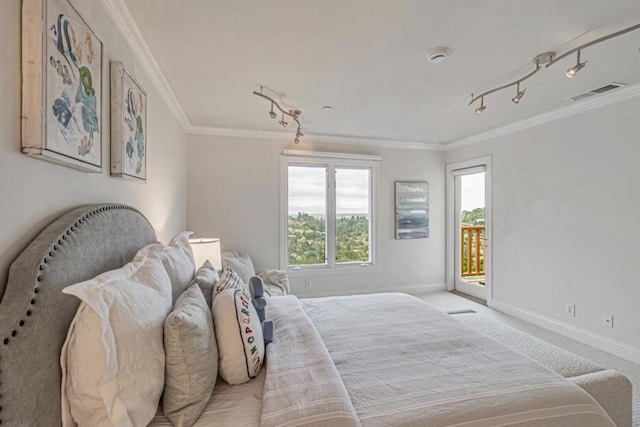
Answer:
[{"left": 446, "top": 156, "right": 493, "bottom": 306}]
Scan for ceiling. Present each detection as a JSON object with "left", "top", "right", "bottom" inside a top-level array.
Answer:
[{"left": 124, "top": 0, "right": 640, "bottom": 146}]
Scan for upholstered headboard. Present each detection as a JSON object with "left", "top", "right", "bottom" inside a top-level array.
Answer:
[{"left": 0, "top": 204, "right": 157, "bottom": 426}]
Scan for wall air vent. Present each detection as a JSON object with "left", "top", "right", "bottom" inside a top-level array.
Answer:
[{"left": 567, "top": 82, "right": 627, "bottom": 102}]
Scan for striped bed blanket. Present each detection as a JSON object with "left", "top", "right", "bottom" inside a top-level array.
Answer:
[{"left": 260, "top": 293, "right": 615, "bottom": 427}]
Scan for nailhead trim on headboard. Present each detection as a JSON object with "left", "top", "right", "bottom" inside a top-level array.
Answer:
[{"left": 0, "top": 204, "right": 144, "bottom": 425}]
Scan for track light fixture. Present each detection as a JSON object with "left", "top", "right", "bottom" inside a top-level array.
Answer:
[
  {"left": 279, "top": 112, "right": 288, "bottom": 127},
  {"left": 565, "top": 50, "right": 586, "bottom": 78},
  {"left": 511, "top": 82, "right": 526, "bottom": 104},
  {"left": 475, "top": 96, "right": 486, "bottom": 115},
  {"left": 253, "top": 86, "right": 304, "bottom": 144},
  {"left": 469, "top": 52, "right": 548, "bottom": 114},
  {"left": 468, "top": 22, "right": 640, "bottom": 114}
]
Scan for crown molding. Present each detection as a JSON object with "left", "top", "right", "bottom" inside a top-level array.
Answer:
[
  {"left": 188, "top": 126, "right": 446, "bottom": 151},
  {"left": 100, "top": 0, "right": 640, "bottom": 151},
  {"left": 100, "top": 0, "right": 191, "bottom": 130},
  {"left": 446, "top": 82, "right": 640, "bottom": 150}
]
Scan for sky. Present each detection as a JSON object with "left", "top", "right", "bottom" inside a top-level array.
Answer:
[
  {"left": 288, "top": 167, "right": 484, "bottom": 215},
  {"left": 288, "top": 166, "right": 370, "bottom": 215},
  {"left": 461, "top": 172, "right": 485, "bottom": 211}
]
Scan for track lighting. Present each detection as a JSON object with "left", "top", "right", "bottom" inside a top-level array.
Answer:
[
  {"left": 253, "top": 86, "right": 303, "bottom": 144},
  {"left": 468, "top": 52, "right": 548, "bottom": 114},
  {"left": 511, "top": 82, "right": 526, "bottom": 104},
  {"left": 475, "top": 96, "right": 486, "bottom": 115},
  {"left": 566, "top": 50, "right": 586, "bottom": 78},
  {"left": 468, "top": 22, "right": 640, "bottom": 114}
]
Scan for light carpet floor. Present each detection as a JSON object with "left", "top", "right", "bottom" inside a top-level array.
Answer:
[{"left": 416, "top": 291, "right": 640, "bottom": 427}]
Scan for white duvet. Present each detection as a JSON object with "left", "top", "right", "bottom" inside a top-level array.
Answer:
[
  {"left": 301, "top": 293, "right": 615, "bottom": 427},
  {"left": 152, "top": 293, "right": 616, "bottom": 427}
]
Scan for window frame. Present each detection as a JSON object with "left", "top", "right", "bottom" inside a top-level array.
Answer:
[{"left": 280, "top": 150, "right": 380, "bottom": 275}]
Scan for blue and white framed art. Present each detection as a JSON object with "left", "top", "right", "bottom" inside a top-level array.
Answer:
[
  {"left": 21, "top": 0, "right": 103, "bottom": 172},
  {"left": 110, "top": 61, "right": 147, "bottom": 182},
  {"left": 395, "top": 181, "right": 429, "bottom": 239}
]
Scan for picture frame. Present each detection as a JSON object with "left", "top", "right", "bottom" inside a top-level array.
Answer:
[
  {"left": 110, "top": 61, "right": 147, "bottom": 182},
  {"left": 21, "top": 0, "right": 103, "bottom": 172},
  {"left": 395, "top": 181, "right": 429, "bottom": 239}
]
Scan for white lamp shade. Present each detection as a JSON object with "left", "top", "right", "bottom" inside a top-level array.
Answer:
[{"left": 189, "top": 238, "right": 222, "bottom": 271}]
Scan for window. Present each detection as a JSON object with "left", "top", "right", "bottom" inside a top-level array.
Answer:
[{"left": 281, "top": 151, "right": 379, "bottom": 272}]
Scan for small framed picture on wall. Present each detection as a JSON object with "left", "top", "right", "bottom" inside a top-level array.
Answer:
[
  {"left": 110, "top": 61, "right": 147, "bottom": 182},
  {"left": 395, "top": 181, "right": 429, "bottom": 239}
]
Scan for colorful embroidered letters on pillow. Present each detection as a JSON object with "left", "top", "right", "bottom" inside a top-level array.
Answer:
[
  {"left": 213, "top": 268, "right": 247, "bottom": 296},
  {"left": 212, "top": 288, "right": 265, "bottom": 385},
  {"left": 234, "top": 290, "right": 263, "bottom": 378}
]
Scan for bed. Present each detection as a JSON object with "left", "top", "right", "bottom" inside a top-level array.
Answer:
[{"left": 0, "top": 204, "right": 622, "bottom": 426}]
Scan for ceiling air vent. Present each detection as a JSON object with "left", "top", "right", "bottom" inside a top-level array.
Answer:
[{"left": 567, "top": 82, "right": 627, "bottom": 102}]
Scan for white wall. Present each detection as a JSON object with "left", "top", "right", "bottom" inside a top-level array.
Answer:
[
  {"left": 0, "top": 0, "right": 188, "bottom": 299},
  {"left": 188, "top": 134, "right": 445, "bottom": 297},
  {"left": 447, "top": 96, "right": 640, "bottom": 354}
]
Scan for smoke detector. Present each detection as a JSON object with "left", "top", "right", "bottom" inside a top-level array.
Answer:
[{"left": 426, "top": 47, "right": 450, "bottom": 64}]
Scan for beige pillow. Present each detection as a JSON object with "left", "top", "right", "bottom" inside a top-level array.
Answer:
[
  {"left": 222, "top": 255, "right": 255, "bottom": 284},
  {"left": 258, "top": 269, "right": 291, "bottom": 296},
  {"left": 163, "top": 284, "right": 218, "bottom": 426},
  {"left": 61, "top": 251, "right": 172, "bottom": 427},
  {"left": 212, "top": 289, "right": 265, "bottom": 385},
  {"left": 191, "top": 260, "right": 219, "bottom": 308},
  {"left": 140, "top": 232, "right": 196, "bottom": 304}
]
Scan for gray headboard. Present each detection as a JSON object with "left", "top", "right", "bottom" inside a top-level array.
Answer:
[{"left": 0, "top": 204, "right": 157, "bottom": 426}]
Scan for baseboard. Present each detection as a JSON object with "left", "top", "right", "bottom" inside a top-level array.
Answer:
[
  {"left": 491, "top": 298, "right": 640, "bottom": 365},
  {"left": 296, "top": 282, "right": 446, "bottom": 299}
]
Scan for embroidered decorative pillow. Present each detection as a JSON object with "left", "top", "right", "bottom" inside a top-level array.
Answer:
[
  {"left": 213, "top": 268, "right": 248, "bottom": 296},
  {"left": 221, "top": 254, "right": 255, "bottom": 285},
  {"left": 163, "top": 283, "right": 218, "bottom": 426},
  {"left": 212, "top": 289, "right": 265, "bottom": 385}
]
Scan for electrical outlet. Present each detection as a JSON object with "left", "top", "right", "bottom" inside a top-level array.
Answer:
[
  {"left": 565, "top": 303, "right": 575, "bottom": 317},
  {"left": 304, "top": 278, "right": 312, "bottom": 288},
  {"left": 602, "top": 314, "right": 614, "bottom": 328}
]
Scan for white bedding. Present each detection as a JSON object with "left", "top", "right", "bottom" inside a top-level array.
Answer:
[
  {"left": 152, "top": 293, "right": 615, "bottom": 427},
  {"left": 148, "top": 370, "right": 265, "bottom": 426},
  {"left": 301, "top": 293, "right": 615, "bottom": 427}
]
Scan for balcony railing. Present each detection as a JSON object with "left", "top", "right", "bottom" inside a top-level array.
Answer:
[{"left": 461, "top": 226, "right": 485, "bottom": 277}]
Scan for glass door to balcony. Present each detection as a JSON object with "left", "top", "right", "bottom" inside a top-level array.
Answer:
[{"left": 453, "top": 167, "right": 487, "bottom": 301}]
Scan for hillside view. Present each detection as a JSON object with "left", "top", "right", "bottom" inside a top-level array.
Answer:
[
  {"left": 288, "top": 213, "right": 369, "bottom": 265},
  {"left": 286, "top": 209, "right": 482, "bottom": 267},
  {"left": 461, "top": 207, "right": 485, "bottom": 226}
]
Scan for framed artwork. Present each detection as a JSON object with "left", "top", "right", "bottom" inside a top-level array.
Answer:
[
  {"left": 395, "top": 181, "right": 429, "bottom": 239},
  {"left": 21, "top": 0, "right": 103, "bottom": 172},
  {"left": 110, "top": 61, "right": 147, "bottom": 182}
]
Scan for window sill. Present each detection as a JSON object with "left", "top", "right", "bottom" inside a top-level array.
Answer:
[{"left": 286, "top": 264, "right": 377, "bottom": 277}]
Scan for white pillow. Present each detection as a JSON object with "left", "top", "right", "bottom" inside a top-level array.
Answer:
[
  {"left": 221, "top": 254, "right": 255, "bottom": 284},
  {"left": 190, "top": 260, "right": 220, "bottom": 308},
  {"left": 212, "top": 289, "right": 265, "bottom": 385},
  {"left": 60, "top": 251, "right": 172, "bottom": 427},
  {"left": 140, "top": 231, "right": 196, "bottom": 304},
  {"left": 163, "top": 283, "right": 218, "bottom": 426}
]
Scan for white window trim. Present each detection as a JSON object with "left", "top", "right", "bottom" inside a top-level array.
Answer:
[{"left": 280, "top": 151, "right": 380, "bottom": 275}]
